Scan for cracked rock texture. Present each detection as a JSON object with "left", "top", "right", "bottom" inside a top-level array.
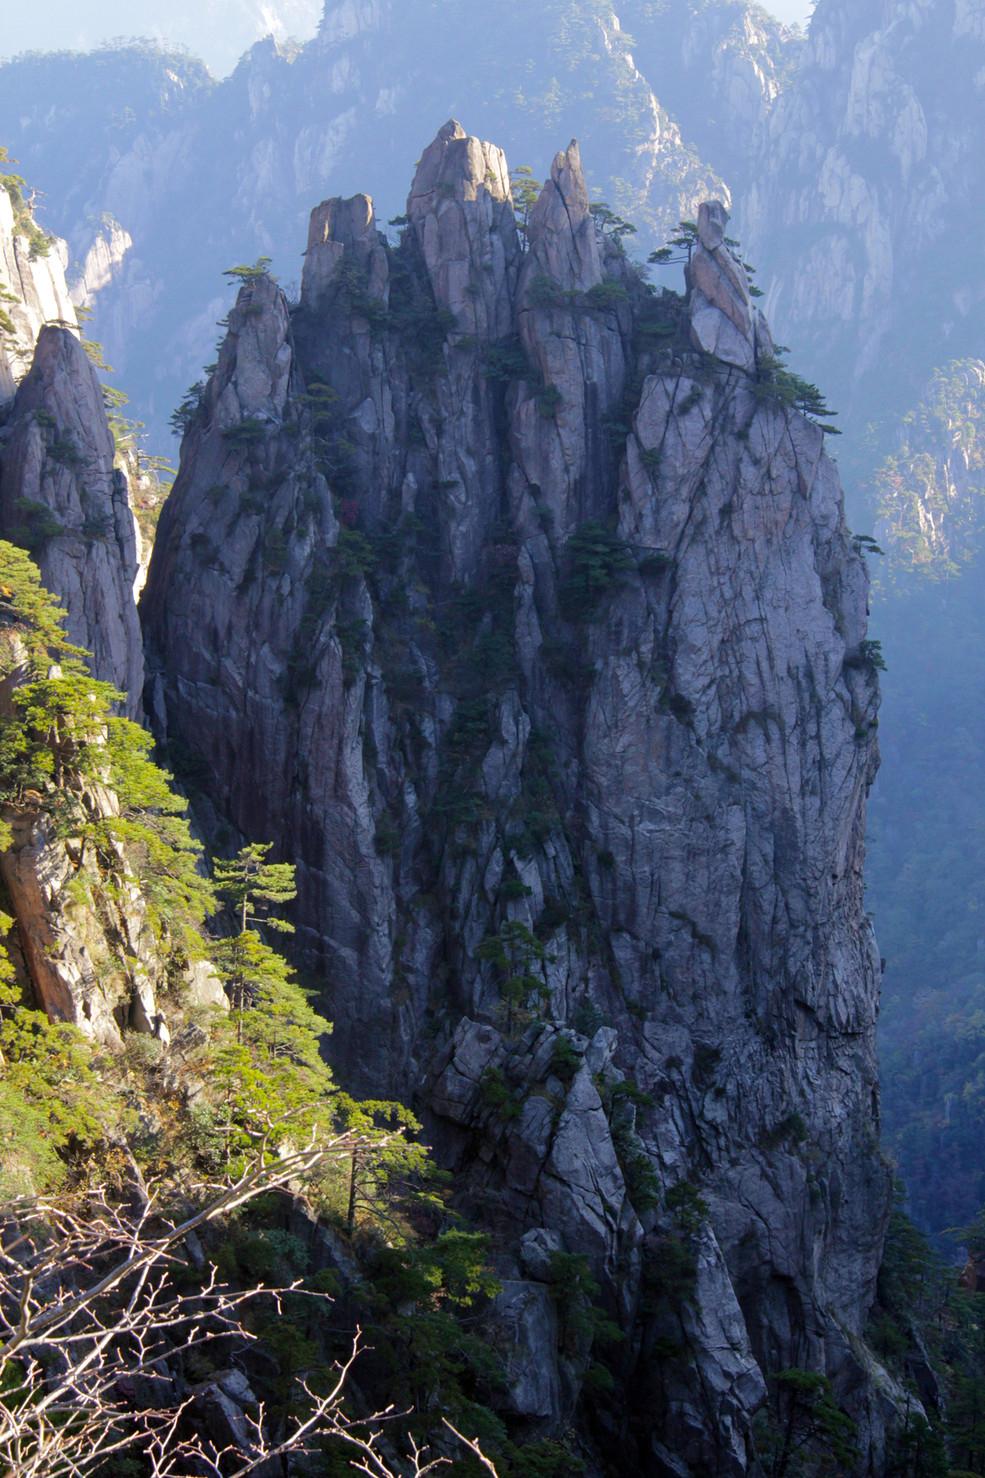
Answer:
[
  {"left": 142, "top": 124, "right": 890, "bottom": 1472},
  {"left": 0, "top": 188, "right": 77, "bottom": 401},
  {"left": 0, "top": 326, "right": 143, "bottom": 714},
  {"left": 743, "top": 0, "right": 985, "bottom": 432}
]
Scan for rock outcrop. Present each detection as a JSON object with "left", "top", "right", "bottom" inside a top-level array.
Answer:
[
  {"left": 1, "top": 798, "right": 174, "bottom": 1049},
  {"left": 0, "top": 0, "right": 801, "bottom": 447},
  {"left": 0, "top": 326, "right": 143, "bottom": 713},
  {"left": 0, "top": 186, "right": 77, "bottom": 400},
  {"left": 142, "top": 125, "right": 888, "bottom": 1471},
  {"left": 687, "top": 199, "right": 769, "bottom": 371},
  {"left": 743, "top": 0, "right": 985, "bottom": 431}
]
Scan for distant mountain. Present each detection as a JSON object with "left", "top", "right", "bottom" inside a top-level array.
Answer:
[
  {"left": 1, "top": 0, "right": 321, "bottom": 80},
  {"left": 735, "top": 0, "right": 985, "bottom": 1243},
  {"left": 744, "top": 0, "right": 985, "bottom": 443},
  {"left": 0, "top": 0, "right": 797, "bottom": 447}
]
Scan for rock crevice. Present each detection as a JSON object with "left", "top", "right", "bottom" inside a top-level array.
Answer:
[{"left": 141, "top": 124, "right": 889, "bottom": 1472}]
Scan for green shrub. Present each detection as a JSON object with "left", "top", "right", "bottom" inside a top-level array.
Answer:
[
  {"left": 479, "top": 1066, "right": 523, "bottom": 1120},
  {"left": 6, "top": 498, "right": 64, "bottom": 552},
  {"left": 48, "top": 433, "right": 81, "bottom": 466},
  {"left": 537, "top": 382, "right": 563, "bottom": 419},
  {"left": 224, "top": 417, "right": 267, "bottom": 448},
  {"left": 335, "top": 527, "right": 374, "bottom": 579},
  {"left": 759, "top": 1111, "right": 809, "bottom": 1151},
  {"left": 551, "top": 1035, "right": 581, "bottom": 1085},
  {"left": 169, "top": 380, "right": 205, "bottom": 437},
  {"left": 559, "top": 521, "right": 634, "bottom": 619}
]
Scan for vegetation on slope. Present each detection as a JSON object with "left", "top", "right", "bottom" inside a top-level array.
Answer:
[{"left": 0, "top": 540, "right": 602, "bottom": 1478}]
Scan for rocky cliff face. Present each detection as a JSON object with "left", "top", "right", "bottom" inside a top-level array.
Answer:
[
  {"left": 0, "top": 327, "right": 143, "bottom": 713},
  {"left": 142, "top": 123, "right": 891, "bottom": 1470},
  {"left": 743, "top": 0, "right": 985, "bottom": 434},
  {"left": 0, "top": 186, "right": 77, "bottom": 400},
  {"left": 0, "top": 0, "right": 799, "bottom": 448},
  {"left": 0, "top": 170, "right": 143, "bottom": 709}
]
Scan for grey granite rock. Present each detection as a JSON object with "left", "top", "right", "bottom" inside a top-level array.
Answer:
[
  {"left": 687, "top": 200, "right": 757, "bottom": 371},
  {"left": 0, "top": 799, "right": 167, "bottom": 1050},
  {"left": 0, "top": 326, "right": 143, "bottom": 713},
  {"left": 490, "top": 1279, "right": 562, "bottom": 1418},
  {"left": 0, "top": 190, "right": 77, "bottom": 401},
  {"left": 142, "top": 124, "right": 890, "bottom": 1471}
]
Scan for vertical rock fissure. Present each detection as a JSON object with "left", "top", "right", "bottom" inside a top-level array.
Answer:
[{"left": 140, "top": 125, "right": 889, "bottom": 1471}]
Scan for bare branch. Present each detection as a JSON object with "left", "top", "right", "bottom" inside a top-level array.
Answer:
[
  {"left": 443, "top": 1419, "right": 502, "bottom": 1475},
  {"left": 0, "top": 1143, "right": 500, "bottom": 1478}
]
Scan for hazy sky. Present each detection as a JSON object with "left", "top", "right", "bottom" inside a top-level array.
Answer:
[{"left": 1, "top": 0, "right": 813, "bottom": 78}]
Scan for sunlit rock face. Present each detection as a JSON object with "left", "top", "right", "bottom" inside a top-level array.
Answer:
[
  {"left": 142, "top": 125, "right": 890, "bottom": 1472},
  {"left": 744, "top": 0, "right": 985, "bottom": 430},
  {"left": 0, "top": 190, "right": 77, "bottom": 401}
]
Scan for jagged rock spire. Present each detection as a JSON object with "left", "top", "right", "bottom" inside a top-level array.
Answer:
[
  {"left": 407, "top": 119, "right": 519, "bottom": 340},
  {"left": 522, "top": 138, "right": 601, "bottom": 293},
  {"left": 0, "top": 326, "right": 143, "bottom": 714},
  {"left": 687, "top": 198, "right": 771, "bottom": 371},
  {"left": 143, "top": 124, "right": 889, "bottom": 1470},
  {"left": 0, "top": 190, "right": 78, "bottom": 402},
  {"left": 301, "top": 194, "right": 389, "bottom": 313}
]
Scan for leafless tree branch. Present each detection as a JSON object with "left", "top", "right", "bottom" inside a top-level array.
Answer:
[{"left": 0, "top": 1133, "right": 500, "bottom": 1478}]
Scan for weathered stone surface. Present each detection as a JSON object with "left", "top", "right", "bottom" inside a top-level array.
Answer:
[
  {"left": 0, "top": 326, "right": 143, "bottom": 713},
  {"left": 512, "top": 138, "right": 629, "bottom": 544},
  {"left": 0, "top": 190, "right": 77, "bottom": 401},
  {"left": 687, "top": 200, "right": 758, "bottom": 371},
  {"left": 407, "top": 119, "right": 519, "bottom": 341},
  {"left": 490, "top": 1279, "right": 562, "bottom": 1419},
  {"left": 69, "top": 222, "right": 133, "bottom": 313},
  {"left": 182, "top": 959, "right": 229, "bottom": 1014},
  {"left": 301, "top": 194, "right": 387, "bottom": 312},
  {"left": 142, "top": 125, "right": 889, "bottom": 1470},
  {"left": 0, "top": 801, "right": 165, "bottom": 1048}
]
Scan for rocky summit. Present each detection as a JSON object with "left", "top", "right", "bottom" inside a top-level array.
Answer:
[
  {"left": 0, "top": 197, "right": 143, "bottom": 714},
  {"left": 139, "top": 122, "right": 891, "bottom": 1470}
]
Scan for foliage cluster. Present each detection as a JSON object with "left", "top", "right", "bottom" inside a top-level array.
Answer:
[
  {"left": 475, "top": 920, "right": 553, "bottom": 1035},
  {"left": 856, "top": 1193, "right": 985, "bottom": 1477},
  {"left": 0, "top": 547, "right": 597, "bottom": 1477},
  {"left": 559, "top": 520, "right": 635, "bottom": 620},
  {"left": 0, "top": 145, "right": 52, "bottom": 258},
  {"left": 752, "top": 351, "right": 839, "bottom": 433}
]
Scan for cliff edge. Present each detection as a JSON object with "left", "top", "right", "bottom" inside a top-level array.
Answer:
[{"left": 142, "top": 123, "right": 890, "bottom": 1472}]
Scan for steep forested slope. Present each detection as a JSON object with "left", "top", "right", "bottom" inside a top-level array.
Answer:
[{"left": 857, "top": 363, "right": 985, "bottom": 1243}]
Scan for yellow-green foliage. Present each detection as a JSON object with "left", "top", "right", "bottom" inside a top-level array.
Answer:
[
  {"left": 0, "top": 541, "right": 213, "bottom": 951},
  {"left": 0, "top": 145, "right": 52, "bottom": 259},
  {"left": 0, "top": 545, "right": 333, "bottom": 1190}
]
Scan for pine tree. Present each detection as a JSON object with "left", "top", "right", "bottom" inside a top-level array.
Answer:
[
  {"left": 0, "top": 541, "right": 210, "bottom": 1189},
  {"left": 214, "top": 840, "right": 297, "bottom": 937},
  {"left": 475, "top": 921, "right": 552, "bottom": 1035}
]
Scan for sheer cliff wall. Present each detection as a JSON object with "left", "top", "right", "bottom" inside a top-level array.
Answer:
[
  {"left": 142, "top": 123, "right": 891, "bottom": 1472},
  {"left": 0, "top": 192, "right": 143, "bottom": 713}
]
